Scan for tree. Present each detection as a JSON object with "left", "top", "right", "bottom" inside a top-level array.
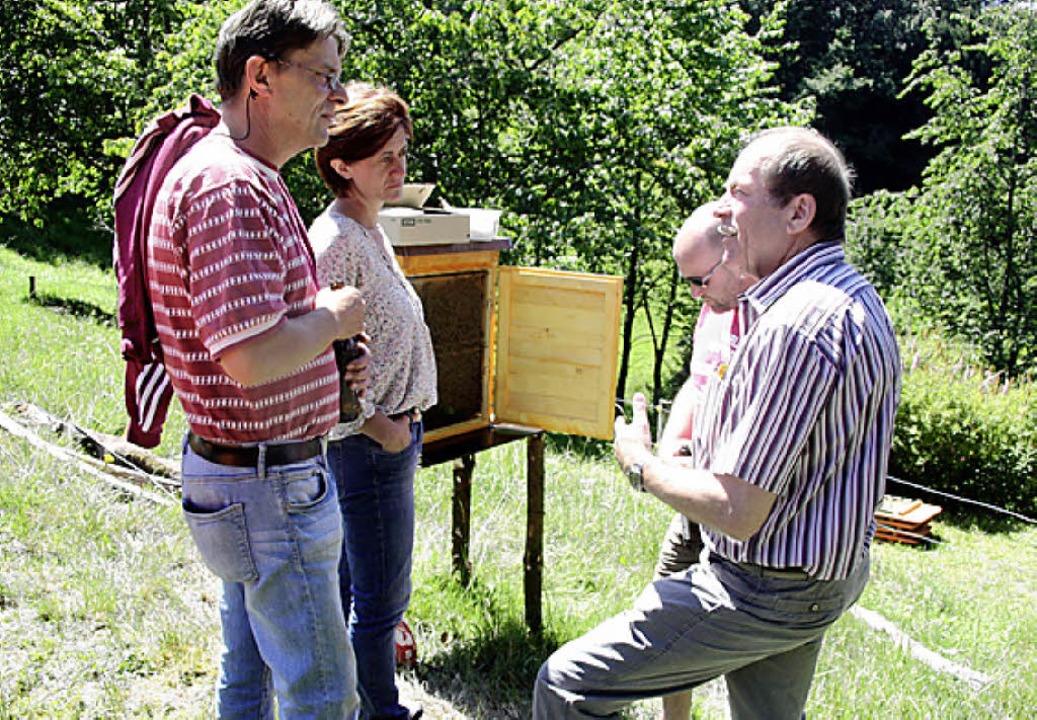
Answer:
[
  {"left": 521, "top": 0, "right": 805, "bottom": 402},
  {"left": 848, "top": 4, "right": 1037, "bottom": 377},
  {"left": 319, "top": 0, "right": 805, "bottom": 402},
  {"left": 737, "top": 0, "right": 986, "bottom": 193},
  {"left": 3, "top": 0, "right": 805, "bottom": 404},
  {"left": 0, "top": 0, "right": 185, "bottom": 236}
]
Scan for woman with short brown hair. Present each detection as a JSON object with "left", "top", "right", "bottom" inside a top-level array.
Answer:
[{"left": 310, "top": 82, "right": 435, "bottom": 720}]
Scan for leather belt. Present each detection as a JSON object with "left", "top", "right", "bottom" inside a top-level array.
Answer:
[
  {"left": 188, "top": 432, "right": 324, "bottom": 468},
  {"left": 732, "top": 560, "right": 811, "bottom": 580},
  {"left": 389, "top": 408, "right": 422, "bottom": 423},
  {"left": 711, "top": 553, "right": 812, "bottom": 580}
]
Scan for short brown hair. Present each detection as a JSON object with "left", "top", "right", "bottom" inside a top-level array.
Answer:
[
  {"left": 314, "top": 82, "right": 413, "bottom": 198},
  {"left": 750, "top": 127, "right": 854, "bottom": 243},
  {"left": 214, "top": 0, "right": 349, "bottom": 100}
]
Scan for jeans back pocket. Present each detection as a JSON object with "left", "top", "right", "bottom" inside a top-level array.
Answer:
[{"left": 182, "top": 500, "right": 259, "bottom": 583}]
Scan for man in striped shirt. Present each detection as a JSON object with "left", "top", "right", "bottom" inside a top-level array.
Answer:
[
  {"left": 146, "top": 1, "right": 365, "bottom": 717},
  {"left": 533, "top": 127, "right": 902, "bottom": 719}
]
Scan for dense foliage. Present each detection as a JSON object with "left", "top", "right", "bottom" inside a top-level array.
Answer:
[
  {"left": 738, "top": 0, "right": 986, "bottom": 193},
  {"left": 96, "top": 0, "right": 808, "bottom": 401},
  {"left": 2, "top": 1, "right": 1035, "bottom": 513},
  {"left": 0, "top": 1, "right": 185, "bottom": 227},
  {"left": 893, "top": 356, "right": 1037, "bottom": 517},
  {"left": 848, "top": 4, "right": 1037, "bottom": 378},
  {"left": 7, "top": 0, "right": 1025, "bottom": 391}
]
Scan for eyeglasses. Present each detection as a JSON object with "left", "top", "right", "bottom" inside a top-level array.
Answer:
[
  {"left": 276, "top": 58, "right": 344, "bottom": 92},
  {"left": 687, "top": 257, "right": 723, "bottom": 288}
]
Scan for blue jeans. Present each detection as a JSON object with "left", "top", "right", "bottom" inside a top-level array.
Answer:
[
  {"left": 533, "top": 549, "right": 870, "bottom": 719},
  {"left": 328, "top": 420, "right": 422, "bottom": 720},
  {"left": 180, "top": 437, "right": 359, "bottom": 720}
]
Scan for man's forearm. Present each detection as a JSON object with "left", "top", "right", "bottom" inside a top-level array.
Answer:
[
  {"left": 638, "top": 457, "right": 775, "bottom": 541},
  {"left": 218, "top": 309, "right": 342, "bottom": 386},
  {"left": 614, "top": 391, "right": 772, "bottom": 541}
]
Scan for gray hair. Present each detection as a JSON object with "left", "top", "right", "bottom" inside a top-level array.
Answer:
[{"left": 214, "top": 0, "right": 350, "bottom": 99}]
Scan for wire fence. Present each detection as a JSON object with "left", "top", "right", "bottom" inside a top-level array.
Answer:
[
  {"left": 616, "top": 397, "right": 1037, "bottom": 530},
  {"left": 886, "top": 474, "right": 1036, "bottom": 525}
]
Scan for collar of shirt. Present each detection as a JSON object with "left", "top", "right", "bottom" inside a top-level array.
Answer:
[{"left": 737, "top": 241, "right": 844, "bottom": 335}]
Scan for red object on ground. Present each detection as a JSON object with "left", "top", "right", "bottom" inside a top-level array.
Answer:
[{"left": 395, "top": 619, "right": 418, "bottom": 669}]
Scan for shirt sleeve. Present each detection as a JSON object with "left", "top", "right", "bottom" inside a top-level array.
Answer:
[
  {"left": 185, "top": 180, "right": 289, "bottom": 358},
  {"left": 313, "top": 213, "right": 365, "bottom": 291},
  {"left": 710, "top": 322, "right": 838, "bottom": 497}
]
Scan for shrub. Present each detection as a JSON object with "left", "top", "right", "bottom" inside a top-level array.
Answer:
[{"left": 890, "top": 343, "right": 1037, "bottom": 518}]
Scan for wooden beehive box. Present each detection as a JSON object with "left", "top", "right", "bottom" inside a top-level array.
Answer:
[
  {"left": 395, "top": 241, "right": 622, "bottom": 443},
  {"left": 875, "top": 495, "right": 942, "bottom": 545}
]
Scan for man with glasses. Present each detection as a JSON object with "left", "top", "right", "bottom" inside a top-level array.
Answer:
[
  {"left": 651, "top": 201, "right": 756, "bottom": 719},
  {"left": 533, "top": 127, "right": 901, "bottom": 719},
  {"left": 147, "top": 1, "right": 363, "bottom": 717}
]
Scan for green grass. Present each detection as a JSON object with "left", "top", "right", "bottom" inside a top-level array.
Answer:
[
  {"left": 0, "top": 438, "right": 216, "bottom": 718},
  {"left": 1, "top": 243, "right": 1035, "bottom": 718}
]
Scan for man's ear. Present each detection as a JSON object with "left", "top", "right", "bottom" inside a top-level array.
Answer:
[
  {"left": 243, "top": 55, "right": 270, "bottom": 99},
  {"left": 786, "top": 193, "right": 816, "bottom": 235}
]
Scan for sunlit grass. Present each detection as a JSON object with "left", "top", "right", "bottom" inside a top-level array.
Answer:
[{"left": 1, "top": 246, "right": 1035, "bottom": 718}]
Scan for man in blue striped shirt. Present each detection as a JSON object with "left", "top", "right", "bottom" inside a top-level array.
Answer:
[{"left": 533, "top": 127, "right": 902, "bottom": 719}]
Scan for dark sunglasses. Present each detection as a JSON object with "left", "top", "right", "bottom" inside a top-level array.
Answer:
[{"left": 687, "top": 258, "right": 723, "bottom": 288}]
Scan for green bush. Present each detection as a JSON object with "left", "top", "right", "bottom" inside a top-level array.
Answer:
[{"left": 890, "top": 359, "right": 1037, "bottom": 518}]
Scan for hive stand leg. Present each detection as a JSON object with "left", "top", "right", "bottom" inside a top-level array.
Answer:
[
  {"left": 524, "top": 432, "right": 545, "bottom": 634},
  {"left": 451, "top": 453, "right": 475, "bottom": 586}
]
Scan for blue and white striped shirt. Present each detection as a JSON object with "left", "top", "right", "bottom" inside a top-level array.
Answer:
[{"left": 694, "top": 242, "right": 901, "bottom": 580}]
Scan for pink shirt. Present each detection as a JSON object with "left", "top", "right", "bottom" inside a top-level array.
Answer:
[
  {"left": 687, "top": 305, "right": 740, "bottom": 409},
  {"left": 148, "top": 133, "right": 339, "bottom": 444}
]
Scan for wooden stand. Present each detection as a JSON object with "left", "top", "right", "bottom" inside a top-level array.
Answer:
[
  {"left": 420, "top": 424, "right": 545, "bottom": 633},
  {"left": 875, "top": 496, "right": 942, "bottom": 545}
]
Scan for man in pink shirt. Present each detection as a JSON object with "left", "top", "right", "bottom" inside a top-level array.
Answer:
[
  {"left": 654, "top": 202, "right": 754, "bottom": 719},
  {"left": 146, "top": 1, "right": 364, "bottom": 717}
]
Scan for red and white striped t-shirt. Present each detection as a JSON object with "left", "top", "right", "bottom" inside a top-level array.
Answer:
[{"left": 147, "top": 133, "right": 339, "bottom": 445}]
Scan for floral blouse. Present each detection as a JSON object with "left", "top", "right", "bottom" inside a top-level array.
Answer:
[{"left": 309, "top": 206, "right": 438, "bottom": 438}]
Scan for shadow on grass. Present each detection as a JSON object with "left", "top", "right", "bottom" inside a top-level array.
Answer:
[
  {"left": 28, "top": 291, "right": 116, "bottom": 326},
  {"left": 408, "top": 574, "right": 563, "bottom": 719},
  {"left": 934, "top": 509, "right": 1034, "bottom": 534},
  {"left": 1, "top": 203, "right": 113, "bottom": 270},
  {"left": 412, "top": 621, "right": 555, "bottom": 719}
]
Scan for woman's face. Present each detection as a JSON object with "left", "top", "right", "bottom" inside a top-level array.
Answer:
[{"left": 340, "top": 124, "right": 409, "bottom": 208}]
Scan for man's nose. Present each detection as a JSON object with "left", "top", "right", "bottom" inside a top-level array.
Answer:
[
  {"left": 330, "top": 81, "right": 349, "bottom": 106},
  {"left": 713, "top": 201, "right": 734, "bottom": 223}
]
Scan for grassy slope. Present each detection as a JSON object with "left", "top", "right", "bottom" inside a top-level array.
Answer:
[{"left": 0, "top": 245, "right": 1034, "bottom": 718}]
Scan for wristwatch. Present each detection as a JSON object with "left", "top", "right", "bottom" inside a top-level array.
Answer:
[{"left": 626, "top": 461, "right": 646, "bottom": 493}]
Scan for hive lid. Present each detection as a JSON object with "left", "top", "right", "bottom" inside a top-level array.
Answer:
[{"left": 385, "top": 183, "right": 435, "bottom": 209}]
